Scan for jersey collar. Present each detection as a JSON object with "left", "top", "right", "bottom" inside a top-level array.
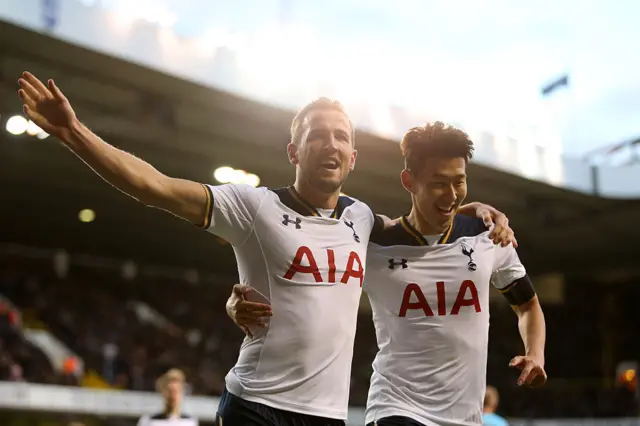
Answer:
[
  {"left": 273, "top": 186, "right": 351, "bottom": 219},
  {"left": 398, "top": 214, "right": 455, "bottom": 246}
]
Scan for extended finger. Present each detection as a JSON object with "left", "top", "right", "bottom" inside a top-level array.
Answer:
[
  {"left": 22, "top": 105, "right": 48, "bottom": 129},
  {"left": 236, "top": 315, "right": 268, "bottom": 328},
  {"left": 238, "top": 310, "right": 271, "bottom": 321},
  {"left": 18, "top": 79, "right": 42, "bottom": 102},
  {"left": 518, "top": 363, "right": 534, "bottom": 386},
  {"left": 239, "top": 301, "right": 272, "bottom": 312},
  {"left": 512, "top": 235, "right": 519, "bottom": 249},
  {"left": 501, "top": 230, "right": 515, "bottom": 247},
  {"left": 523, "top": 367, "right": 542, "bottom": 386},
  {"left": 23, "top": 72, "right": 51, "bottom": 98},
  {"left": 48, "top": 79, "right": 67, "bottom": 101},
  {"left": 18, "top": 89, "right": 37, "bottom": 110},
  {"left": 529, "top": 371, "right": 547, "bottom": 387},
  {"left": 492, "top": 228, "right": 508, "bottom": 245},
  {"left": 488, "top": 224, "right": 501, "bottom": 240}
]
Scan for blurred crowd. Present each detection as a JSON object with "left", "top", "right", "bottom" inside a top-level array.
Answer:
[{"left": 0, "top": 252, "right": 638, "bottom": 419}]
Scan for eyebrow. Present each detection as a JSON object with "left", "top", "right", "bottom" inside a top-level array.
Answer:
[{"left": 432, "top": 173, "right": 467, "bottom": 179}]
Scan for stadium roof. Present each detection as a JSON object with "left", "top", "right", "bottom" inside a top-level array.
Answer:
[{"left": 1, "top": 21, "right": 639, "bottom": 278}]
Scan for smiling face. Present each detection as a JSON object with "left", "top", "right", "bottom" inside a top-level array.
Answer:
[
  {"left": 288, "top": 100, "right": 357, "bottom": 195},
  {"left": 402, "top": 156, "right": 468, "bottom": 231},
  {"left": 400, "top": 121, "right": 474, "bottom": 233}
]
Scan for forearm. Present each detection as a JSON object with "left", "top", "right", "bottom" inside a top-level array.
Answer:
[
  {"left": 63, "top": 119, "right": 169, "bottom": 207},
  {"left": 517, "top": 303, "right": 546, "bottom": 361}
]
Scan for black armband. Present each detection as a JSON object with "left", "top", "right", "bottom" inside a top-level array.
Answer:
[{"left": 500, "top": 274, "right": 536, "bottom": 306}]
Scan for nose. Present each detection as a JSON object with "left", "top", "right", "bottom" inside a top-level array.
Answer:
[
  {"left": 323, "top": 134, "right": 339, "bottom": 152},
  {"left": 442, "top": 184, "right": 457, "bottom": 204}
]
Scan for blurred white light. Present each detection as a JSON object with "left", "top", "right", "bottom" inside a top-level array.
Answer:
[
  {"left": 229, "top": 168, "right": 246, "bottom": 184},
  {"left": 244, "top": 173, "right": 260, "bottom": 188},
  {"left": 36, "top": 131, "right": 49, "bottom": 140},
  {"left": 6, "top": 115, "right": 28, "bottom": 135},
  {"left": 214, "top": 166, "right": 235, "bottom": 183},
  {"left": 26, "top": 120, "right": 41, "bottom": 136},
  {"left": 78, "top": 209, "right": 96, "bottom": 223},
  {"left": 213, "top": 166, "right": 261, "bottom": 187}
]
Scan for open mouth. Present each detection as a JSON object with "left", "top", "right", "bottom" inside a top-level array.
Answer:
[
  {"left": 320, "top": 160, "right": 339, "bottom": 171},
  {"left": 436, "top": 205, "right": 455, "bottom": 216}
]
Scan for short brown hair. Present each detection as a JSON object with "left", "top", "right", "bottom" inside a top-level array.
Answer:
[
  {"left": 400, "top": 121, "right": 474, "bottom": 174},
  {"left": 290, "top": 97, "right": 355, "bottom": 145},
  {"left": 484, "top": 385, "right": 499, "bottom": 408},
  {"left": 156, "top": 368, "right": 185, "bottom": 392}
]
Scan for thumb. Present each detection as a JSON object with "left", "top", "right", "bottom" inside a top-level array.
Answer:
[{"left": 509, "top": 356, "right": 525, "bottom": 368}]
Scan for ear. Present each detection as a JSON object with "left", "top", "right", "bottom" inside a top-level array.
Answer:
[
  {"left": 287, "top": 143, "right": 299, "bottom": 165},
  {"left": 400, "top": 169, "right": 414, "bottom": 194},
  {"left": 348, "top": 149, "right": 358, "bottom": 171}
]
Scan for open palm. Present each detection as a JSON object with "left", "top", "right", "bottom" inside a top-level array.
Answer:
[{"left": 17, "top": 71, "right": 76, "bottom": 138}]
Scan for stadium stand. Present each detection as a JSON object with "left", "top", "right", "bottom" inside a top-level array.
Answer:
[
  {"left": 1, "top": 248, "right": 639, "bottom": 421},
  {"left": 1, "top": 5, "right": 640, "bottom": 425}
]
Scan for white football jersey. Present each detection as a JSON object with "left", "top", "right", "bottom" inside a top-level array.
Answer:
[
  {"left": 202, "top": 184, "right": 376, "bottom": 419},
  {"left": 364, "top": 215, "right": 527, "bottom": 426}
]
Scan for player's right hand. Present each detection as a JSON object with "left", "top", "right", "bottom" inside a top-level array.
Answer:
[
  {"left": 226, "top": 284, "right": 272, "bottom": 338},
  {"left": 17, "top": 71, "right": 77, "bottom": 139}
]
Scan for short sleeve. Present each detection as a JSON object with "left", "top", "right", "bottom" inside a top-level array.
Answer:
[
  {"left": 490, "top": 245, "right": 527, "bottom": 290},
  {"left": 136, "top": 416, "right": 149, "bottom": 426},
  {"left": 202, "top": 184, "right": 266, "bottom": 246}
]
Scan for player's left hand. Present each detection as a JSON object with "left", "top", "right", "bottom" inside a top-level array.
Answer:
[
  {"left": 226, "top": 284, "right": 272, "bottom": 338},
  {"left": 509, "top": 355, "right": 547, "bottom": 387},
  {"left": 458, "top": 202, "right": 517, "bottom": 248}
]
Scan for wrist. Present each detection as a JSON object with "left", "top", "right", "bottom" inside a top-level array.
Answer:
[{"left": 526, "top": 350, "right": 545, "bottom": 364}]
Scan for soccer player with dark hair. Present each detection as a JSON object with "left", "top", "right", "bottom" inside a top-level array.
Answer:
[
  {"left": 229, "top": 122, "right": 546, "bottom": 425},
  {"left": 18, "top": 72, "right": 515, "bottom": 426}
]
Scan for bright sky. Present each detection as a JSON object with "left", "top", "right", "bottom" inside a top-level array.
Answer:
[{"left": 100, "top": 0, "right": 640, "bottom": 156}]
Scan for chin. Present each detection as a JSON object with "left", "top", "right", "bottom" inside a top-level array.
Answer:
[{"left": 311, "top": 177, "right": 343, "bottom": 194}]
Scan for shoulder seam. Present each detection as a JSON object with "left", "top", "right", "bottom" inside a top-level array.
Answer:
[{"left": 235, "top": 186, "right": 269, "bottom": 248}]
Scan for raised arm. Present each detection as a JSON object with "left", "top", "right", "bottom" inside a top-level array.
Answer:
[{"left": 18, "top": 72, "right": 208, "bottom": 226}]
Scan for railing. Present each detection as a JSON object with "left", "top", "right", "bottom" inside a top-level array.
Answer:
[{"left": 0, "top": 382, "right": 638, "bottom": 425}]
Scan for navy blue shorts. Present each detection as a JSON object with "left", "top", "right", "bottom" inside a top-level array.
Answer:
[
  {"left": 216, "top": 390, "right": 345, "bottom": 426},
  {"left": 366, "top": 416, "right": 424, "bottom": 426}
]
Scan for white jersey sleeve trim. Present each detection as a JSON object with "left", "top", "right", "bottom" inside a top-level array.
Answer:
[
  {"left": 491, "top": 244, "right": 527, "bottom": 290},
  {"left": 202, "top": 184, "right": 267, "bottom": 246}
]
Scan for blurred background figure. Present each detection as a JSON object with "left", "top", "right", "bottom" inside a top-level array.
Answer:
[
  {"left": 137, "top": 368, "right": 197, "bottom": 426},
  {"left": 483, "top": 385, "right": 508, "bottom": 426}
]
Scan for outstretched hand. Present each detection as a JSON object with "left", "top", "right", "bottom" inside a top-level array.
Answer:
[
  {"left": 226, "top": 284, "right": 272, "bottom": 338},
  {"left": 17, "top": 71, "right": 76, "bottom": 139},
  {"left": 510, "top": 355, "right": 547, "bottom": 387}
]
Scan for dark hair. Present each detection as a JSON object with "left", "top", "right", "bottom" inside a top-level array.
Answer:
[
  {"left": 400, "top": 121, "right": 474, "bottom": 174},
  {"left": 290, "top": 97, "right": 355, "bottom": 145}
]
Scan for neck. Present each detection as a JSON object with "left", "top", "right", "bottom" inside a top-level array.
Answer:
[
  {"left": 165, "top": 405, "right": 180, "bottom": 417},
  {"left": 407, "top": 207, "right": 450, "bottom": 235},
  {"left": 293, "top": 180, "right": 340, "bottom": 209}
]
